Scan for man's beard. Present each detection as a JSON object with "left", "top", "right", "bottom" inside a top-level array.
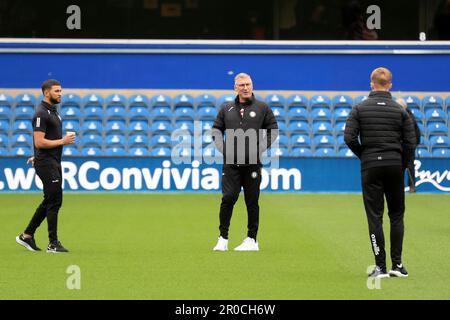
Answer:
[{"left": 49, "top": 96, "right": 60, "bottom": 105}]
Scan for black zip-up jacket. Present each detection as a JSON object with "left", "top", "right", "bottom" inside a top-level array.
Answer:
[
  {"left": 212, "top": 94, "right": 278, "bottom": 165},
  {"left": 344, "top": 91, "right": 417, "bottom": 170}
]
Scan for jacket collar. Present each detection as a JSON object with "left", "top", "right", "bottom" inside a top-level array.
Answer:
[
  {"left": 42, "top": 100, "right": 57, "bottom": 112},
  {"left": 368, "top": 91, "right": 392, "bottom": 99},
  {"left": 235, "top": 93, "right": 255, "bottom": 107}
]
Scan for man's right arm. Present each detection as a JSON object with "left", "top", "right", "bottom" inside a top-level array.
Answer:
[
  {"left": 344, "top": 106, "right": 362, "bottom": 158},
  {"left": 212, "top": 106, "right": 225, "bottom": 154}
]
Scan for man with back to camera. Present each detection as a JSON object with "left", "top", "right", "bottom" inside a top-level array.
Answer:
[
  {"left": 212, "top": 73, "right": 278, "bottom": 251},
  {"left": 344, "top": 67, "right": 416, "bottom": 278},
  {"left": 396, "top": 98, "right": 421, "bottom": 193},
  {"left": 16, "top": 79, "right": 75, "bottom": 253}
]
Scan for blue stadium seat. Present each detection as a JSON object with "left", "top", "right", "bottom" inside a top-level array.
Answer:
[
  {"left": 82, "top": 120, "right": 103, "bottom": 134},
  {"left": 287, "top": 94, "right": 308, "bottom": 109},
  {"left": 0, "top": 133, "right": 8, "bottom": 146},
  {"left": 287, "top": 106, "right": 309, "bottom": 121},
  {"left": 416, "top": 147, "right": 431, "bottom": 157},
  {"left": 336, "top": 135, "right": 346, "bottom": 146},
  {"left": 105, "top": 134, "right": 126, "bottom": 146},
  {"left": 81, "top": 133, "right": 103, "bottom": 147},
  {"left": 200, "top": 120, "right": 214, "bottom": 131},
  {"left": 402, "top": 95, "right": 421, "bottom": 111},
  {"left": 106, "top": 105, "right": 127, "bottom": 120},
  {"left": 63, "top": 120, "right": 80, "bottom": 133},
  {"left": 271, "top": 106, "right": 286, "bottom": 120},
  {"left": 151, "top": 147, "right": 172, "bottom": 157},
  {"left": 422, "top": 95, "right": 444, "bottom": 112},
  {"left": 106, "top": 120, "right": 126, "bottom": 134},
  {"left": 128, "top": 94, "right": 150, "bottom": 108},
  {"left": 314, "top": 148, "right": 336, "bottom": 157},
  {"left": 218, "top": 94, "right": 235, "bottom": 107},
  {"left": 409, "top": 108, "right": 424, "bottom": 122},
  {"left": 427, "top": 122, "right": 448, "bottom": 136},
  {"left": 354, "top": 95, "right": 368, "bottom": 105},
  {"left": 430, "top": 135, "right": 450, "bottom": 148},
  {"left": 175, "top": 120, "right": 194, "bottom": 133},
  {"left": 81, "top": 147, "right": 102, "bottom": 156},
  {"left": 150, "top": 120, "right": 173, "bottom": 133},
  {"left": 61, "top": 93, "right": 82, "bottom": 108},
  {"left": 269, "top": 147, "right": 289, "bottom": 157},
  {"left": 333, "top": 107, "right": 351, "bottom": 121},
  {"left": 129, "top": 120, "right": 149, "bottom": 133},
  {"left": 174, "top": 107, "right": 195, "bottom": 120},
  {"left": 310, "top": 95, "right": 331, "bottom": 110},
  {"left": 334, "top": 121, "right": 346, "bottom": 136},
  {"left": 332, "top": 95, "right": 353, "bottom": 109},
  {"left": 172, "top": 147, "right": 194, "bottom": 158},
  {"left": 151, "top": 134, "right": 172, "bottom": 146},
  {"left": 0, "top": 93, "right": 13, "bottom": 119},
  {"left": 311, "top": 108, "right": 332, "bottom": 121},
  {"left": 418, "top": 135, "right": 429, "bottom": 148},
  {"left": 198, "top": 106, "right": 217, "bottom": 120},
  {"left": 129, "top": 105, "right": 150, "bottom": 120},
  {"left": 12, "top": 133, "right": 32, "bottom": 147},
  {"left": 290, "top": 147, "right": 312, "bottom": 157},
  {"left": 14, "top": 105, "right": 35, "bottom": 119},
  {"left": 151, "top": 94, "right": 172, "bottom": 108},
  {"left": 445, "top": 96, "right": 450, "bottom": 110},
  {"left": 290, "top": 134, "right": 311, "bottom": 147},
  {"left": 202, "top": 132, "right": 214, "bottom": 145},
  {"left": 60, "top": 105, "right": 81, "bottom": 119},
  {"left": 63, "top": 146, "right": 79, "bottom": 156},
  {"left": 172, "top": 133, "right": 193, "bottom": 146},
  {"left": 288, "top": 121, "right": 309, "bottom": 134},
  {"left": 83, "top": 94, "right": 104, "bottom": 108},
  {"left": 128, "top": 147, "right": 150, "bottom": 157},
  {"left": 276, "top": 134, "right": 289, "bottom": 148},
  {"left": 196, "top": 94, "right": 217, "bottom": 108},
  {"left": 128, "top": 134, "right": 149, "bottom": 146},
  {"left": 151, "top": 106, "right": 173, "bottom": 120},
  {"left": 338, "top": 147, "right": 356, "bottom": 157},
  {"left": 312, "top": 121, "right": 333, "bottom": 134},
  {"left": 174, "top": 94, "right": 195, "bottom": 120},
  {"left": 425, "top": 109, "right": 447, "bottom": 123},
  {"left": 313, "top": 134, "right": 335, "bottom": 147},
  {"left": 106, "top": 94, "right": 127, "bottom": 107},
  {"left": 265, "top": 94, "right": 286, "bottom": 108},
  {"left": 432, "top": 147, "right": 450, "bottom": 158},
  {"left": 13, "top": 120, "right": 32, "bottom": 133},
  {"left": 105, "top": 147, "right": 126, "bottom": 156},
  {"left": 277, "top": 121, "right": 287, "bottom": 134},
  {"left": 83, "top": 105, "right": 104, "bottom": 119},
  {"left": 15, "top": 93, "right": 36, "bottom": 109},
  {"left": 0, "top": 147, "right": 8, "bottom": 156},
  {"left": 11, "top": 146, "right": 32, "bottom": 156},
  {"left": 0, "top": 119, "right": 10, "bottom": 133}
]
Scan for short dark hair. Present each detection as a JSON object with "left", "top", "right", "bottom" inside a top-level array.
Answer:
[{"left": 41, "top": 79, "right": 61, "bottom": 94}]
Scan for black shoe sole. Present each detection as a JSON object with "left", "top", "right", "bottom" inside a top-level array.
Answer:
[
  {"left": 389, "top": 270, "right": 408, "bottom": 277},
  {"left": 16, "top": 236, "right": 40, "bottom": 252}
]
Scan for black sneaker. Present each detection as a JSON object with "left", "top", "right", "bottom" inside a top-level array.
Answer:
[
  {"left": 16, "top": 234, "right": 41, "bottom": 252},
  {"left": 368, "top": 266, "right": 390, "bottom": 278},
  {"left": 389, "top": 264, "right": 408, "bottom": 277},
  {"left": 47, "top": 240, "right": 69, "bottom": 253}
]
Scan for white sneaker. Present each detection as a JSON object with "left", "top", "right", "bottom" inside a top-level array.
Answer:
[
  {"left": 234, "top": 237, "right": 259, "bottom": 251},
  {"left": 213, "top": 236, "right": 228, "bottom": 251}
]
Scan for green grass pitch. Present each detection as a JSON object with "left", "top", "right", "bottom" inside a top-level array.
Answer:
[{"left": 1, "top": 193, "right": 449, "bottom": 300}]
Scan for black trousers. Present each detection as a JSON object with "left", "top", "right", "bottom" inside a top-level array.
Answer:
[
  {"left": 219, "top": 164, "right": 261, "bottom": 240},
  {"left": 361, "top": 165, "right": 405, "bottom": 268},
  {"left": 25, "top": 161, "right": 63, "bottom": 243}
]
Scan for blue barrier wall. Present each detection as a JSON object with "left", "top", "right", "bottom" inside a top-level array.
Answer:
[
  {"left": 0, "top": 158, "right": 448, "bottom": 193},
  {"left": 0, "top": 41, "right": 449, "bottom": 91}
]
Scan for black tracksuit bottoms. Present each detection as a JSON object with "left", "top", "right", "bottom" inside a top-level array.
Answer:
[
  {"left": 219, "top": 164, "right": 261, "bottom": 240},
  {"left": 361, "top": 165, "right": 405, "bottom": 268},
  {"left": 25, "top": 161, "right": 63, "bottom": 243}
]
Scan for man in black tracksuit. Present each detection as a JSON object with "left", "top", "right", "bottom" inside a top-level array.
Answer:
[
  {"left": 15, "top": 79, "right": 75, "bottom": 253},
  {"left": 344, "top": 67, "right": 416, "bottom": 278},
  {"left": 212, "top": 73, "right": 278, "bottom": 251},
  {"left": 397, "top": 98, "right": 421, "bottom": 193}
]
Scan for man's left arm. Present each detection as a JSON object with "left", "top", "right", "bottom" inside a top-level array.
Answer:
[{"left": 261, "top": 105, "right": 278, "bottom": 151}]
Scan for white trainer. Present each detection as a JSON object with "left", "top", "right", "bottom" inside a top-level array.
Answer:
[
  {"left": 213, "top": 236, "right": 228, "bottom": 251},
  {"left": 234, "top": 237, "right": 259, "bottom": 251}
]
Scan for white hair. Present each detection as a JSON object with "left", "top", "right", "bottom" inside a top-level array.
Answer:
[{"left": 234, "top": 73, "right": 252, "bottom": 85}]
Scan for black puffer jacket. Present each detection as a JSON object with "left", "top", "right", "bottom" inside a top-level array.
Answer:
[{"left": 344, "top": 91, "right": 417, "bottom": 170}]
